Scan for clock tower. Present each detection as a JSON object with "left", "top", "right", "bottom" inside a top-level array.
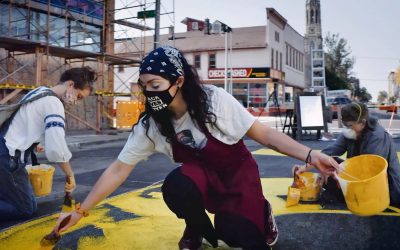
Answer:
[{"left": 304, "top": 0, "right": 326, "bottom": 91}]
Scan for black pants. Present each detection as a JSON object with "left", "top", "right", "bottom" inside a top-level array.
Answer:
[{"left": 162, "top": 167, "right": 268, "bottom": 250}]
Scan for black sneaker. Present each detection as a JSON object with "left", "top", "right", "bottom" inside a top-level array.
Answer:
[
  {"left": 178, "top": 226, "right": 203, "bottom": 250},
  {"left": 265, "top": 200, "right": 279, "bottom": 247}
]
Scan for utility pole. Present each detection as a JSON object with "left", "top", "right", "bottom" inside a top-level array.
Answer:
[{"left": 222, "top": 23, "right": 232, "bottom": 94}]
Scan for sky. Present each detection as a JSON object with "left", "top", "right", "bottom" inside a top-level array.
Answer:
[{"left": 129, "top": 0, "right": 400, "bottom": 101}]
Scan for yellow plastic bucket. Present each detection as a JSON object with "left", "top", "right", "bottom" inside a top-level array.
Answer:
[
  {"left": 298, "top": 172, "right": 322, "bottom": 201},
  {"left": 25, "top": 164, "right": 55, "bottom": 197},
  {"left": 336, "top": 154, "right": 389, "bottom": 216}
]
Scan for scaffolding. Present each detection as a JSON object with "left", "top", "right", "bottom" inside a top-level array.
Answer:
[{"left": 0, "top": 0, "right": 174, "bottom": 132}]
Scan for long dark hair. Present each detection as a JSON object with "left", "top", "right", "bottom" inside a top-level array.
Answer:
[{"left": 137, "top": 56, "right": 217, "bottom": 144}]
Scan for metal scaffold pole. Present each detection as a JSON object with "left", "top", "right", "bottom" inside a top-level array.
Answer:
[{"left": 154, "top": 0, "right": 161, "bottom": 49}]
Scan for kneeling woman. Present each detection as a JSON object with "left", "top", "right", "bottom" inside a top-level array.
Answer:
[
  {"left": 321, "top": 102, "right": 400, "bottom": 206},
  {"left": 55, "top": 46, "right": 337, "bottom": 249}
]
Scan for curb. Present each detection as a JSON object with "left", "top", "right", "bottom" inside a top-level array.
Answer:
[{"left": 67, "top": 137, "right": 128, "bottom": 149}]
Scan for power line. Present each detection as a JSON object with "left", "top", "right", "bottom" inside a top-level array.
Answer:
[
  {"left": 358, "top": 78, "right": 389, "bottom": 82},
  {"left": 355, "top": 56, "right": 400, "bottom": 61}
]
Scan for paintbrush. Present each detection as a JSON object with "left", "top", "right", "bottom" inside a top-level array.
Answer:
[{"left": 40, "top": 177, "right": 76, "bottom": 246}]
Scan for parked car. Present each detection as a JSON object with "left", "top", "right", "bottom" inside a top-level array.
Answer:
[{"left": 330, "top": 96, "right": 352, "bottom": 119}]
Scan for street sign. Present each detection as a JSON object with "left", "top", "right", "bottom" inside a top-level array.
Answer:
[{"left": 137, "top": 10, "right": 156, "bottom": 19}]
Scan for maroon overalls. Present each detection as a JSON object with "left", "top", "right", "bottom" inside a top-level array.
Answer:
[{"left": 171, "top": 127, "right": 267, "bottom": 234}]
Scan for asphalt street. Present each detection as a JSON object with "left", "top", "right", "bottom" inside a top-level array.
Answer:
[
  {"left": 1, "top": 135, "right": 400, "bottom": 218},
  {"left": 1, "top": 110, "right": 400, "bottom": 249}
]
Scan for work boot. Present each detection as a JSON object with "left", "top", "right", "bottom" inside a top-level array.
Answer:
[
  {"left": 178, "top": 226, "right": 203, "bottom": 250},
  {"left": 265, "top": 200, "right": 279, "bottom": 247}
]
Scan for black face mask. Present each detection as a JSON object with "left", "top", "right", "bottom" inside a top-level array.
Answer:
[{"left": 143, "top": 84, "right": 180, "bottom": 112}]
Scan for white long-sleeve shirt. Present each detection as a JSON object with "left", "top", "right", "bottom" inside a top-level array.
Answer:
[{"left": 4, "top": 87, "right": 72, "bottom": 163}]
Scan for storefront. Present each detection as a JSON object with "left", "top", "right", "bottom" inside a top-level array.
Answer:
[{"left": 206, "top": 67, "right": 285, "bottom": 108}]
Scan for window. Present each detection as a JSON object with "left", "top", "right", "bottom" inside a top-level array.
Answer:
[
  {"left": 301, "top": 55, "right": 304, "bottom": 71},
  {"left": 249, "top": 84, "right": 267, "bottom": 108},
  {"left": 194, "top": 54, "right": 201, "bottom": 69},
  {"left": 209, "top": 54, "right": 216, "bottom": 69},
  {"left": 0, "top": 4, "right": 9, "bottom": 34},
  {"left": 69, "top": 21, "right": 101, "bottom": 52},
  {"left": 11, "top": 7, "right": 28, "bottom": 38},
  {"left": 31, "top": 11, "right": 48, "bottom": 42},
  {"left": 271, "top": 48, "right": 274, "bottom": 69},
  {"left": 311, "top": 9, "right": 314, "bottom": 23},
  {"left": 232, "top": 83, "right": 249, "bottom": 108},
  {"left": 286, "top": 45, "right": 288, "bottom": 65},
  {"left": 275, "top": 31, "right": 279, "bottom": 42},
  {"left": 276, "top": 50, "right": 279, "bottom": 71},
  {"left": 118, "top": 65, "right": 124, "bottom": 73},
  {"left": 49, "top": 16, "right": 66, "bottom": 47},
  {"left": 191, "top": 22, "right": 199, "bottom": 30},
  {"left": 280, "top": 52, "right": 282, "bottom": 71}
]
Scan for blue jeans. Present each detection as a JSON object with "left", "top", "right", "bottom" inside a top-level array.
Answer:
[{"left": 0, "top": 138, "right": 37, "bottom": 220}]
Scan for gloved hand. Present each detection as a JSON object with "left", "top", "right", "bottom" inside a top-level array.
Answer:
[{"left": 65, "top": 175, "right": 76, "bottom": 193}]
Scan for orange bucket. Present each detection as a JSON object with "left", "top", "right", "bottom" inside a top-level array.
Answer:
[{"left": 336, "top": 155, "right": 389, "bottom": 216}]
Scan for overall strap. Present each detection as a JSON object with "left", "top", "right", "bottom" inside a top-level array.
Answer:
[
  {"left": 20, "top": 89, "right": 56, "bottom": 105},
  {"left": 0, "top": 89, "right": 56, "bottom": 135}
]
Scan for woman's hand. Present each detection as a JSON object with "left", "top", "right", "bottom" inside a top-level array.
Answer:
[
  {"left": 65, "top": 175, "right": 76, "bottom": 193},
  {"left": 309, "top": 151, "right": 338, "bottom": 176},
  {"left": 54, "top": 211, "right": 83, "bottom": 234}
]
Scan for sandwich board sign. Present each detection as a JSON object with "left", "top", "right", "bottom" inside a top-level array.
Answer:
[{"left": 295, "top": 92, "right": 327, "bottom": 140}]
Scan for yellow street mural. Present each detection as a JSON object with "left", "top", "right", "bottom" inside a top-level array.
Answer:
[
  {"left": 1, "top": 148, "right": 400, "bottom": 249},
  {"left": 1, "top": 178, "right": 400, "bottom": 250}
]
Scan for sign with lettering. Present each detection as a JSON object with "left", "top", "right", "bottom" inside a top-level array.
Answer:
[{"left": 208, "top": 68, "right": 270, "bottom": 79}]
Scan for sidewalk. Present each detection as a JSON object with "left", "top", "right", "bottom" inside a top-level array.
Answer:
[
  {"left": 65, "top": 129, "right": 131, "bottom": 150},
  {"left": 63, "top": 117, "right": 400, "bottom": 149}
]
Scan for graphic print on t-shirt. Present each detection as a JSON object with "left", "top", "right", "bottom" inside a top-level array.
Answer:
[{"left": 176, "top": 129, "right": 196, "bottom": 148}]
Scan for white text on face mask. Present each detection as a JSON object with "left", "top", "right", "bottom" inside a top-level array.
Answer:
[{"left": 148, "top": 96, "right": 168, "bottom": 111}]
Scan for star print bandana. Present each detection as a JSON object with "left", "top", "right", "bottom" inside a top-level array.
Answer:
[{"left": 139, "top": 46, "right": 185, "bottom": 82}]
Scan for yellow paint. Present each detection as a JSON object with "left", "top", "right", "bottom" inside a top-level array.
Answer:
[
  {"left": 298, "top": 172, "right": 322, "bottom": 201},
  {"left": 337, "top": 155, "right": 390, "bottom": 216},
  {"left": 25, "top": 164, "right": 55, "bottom": 197},
  {"left": 285, "top": 186, "right": 301, "bottom": 207},
  {"left": 252, "top": 148, "right": 287, "bottom": 156},
  {"left": 1, "top": 178, "right": 399, "bottom": 249}
]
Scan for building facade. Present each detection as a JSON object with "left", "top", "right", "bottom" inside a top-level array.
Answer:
[{"left": 115, "top": 8, "right": 306, "bottom": 109}]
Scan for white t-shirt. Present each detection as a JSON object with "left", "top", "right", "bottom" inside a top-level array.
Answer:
[
  {"left": 118, "top": 84, "right": 256, "bottom": 166},
  {"left": 4, "top": 87, "right": 72, "bottom": 163}
]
